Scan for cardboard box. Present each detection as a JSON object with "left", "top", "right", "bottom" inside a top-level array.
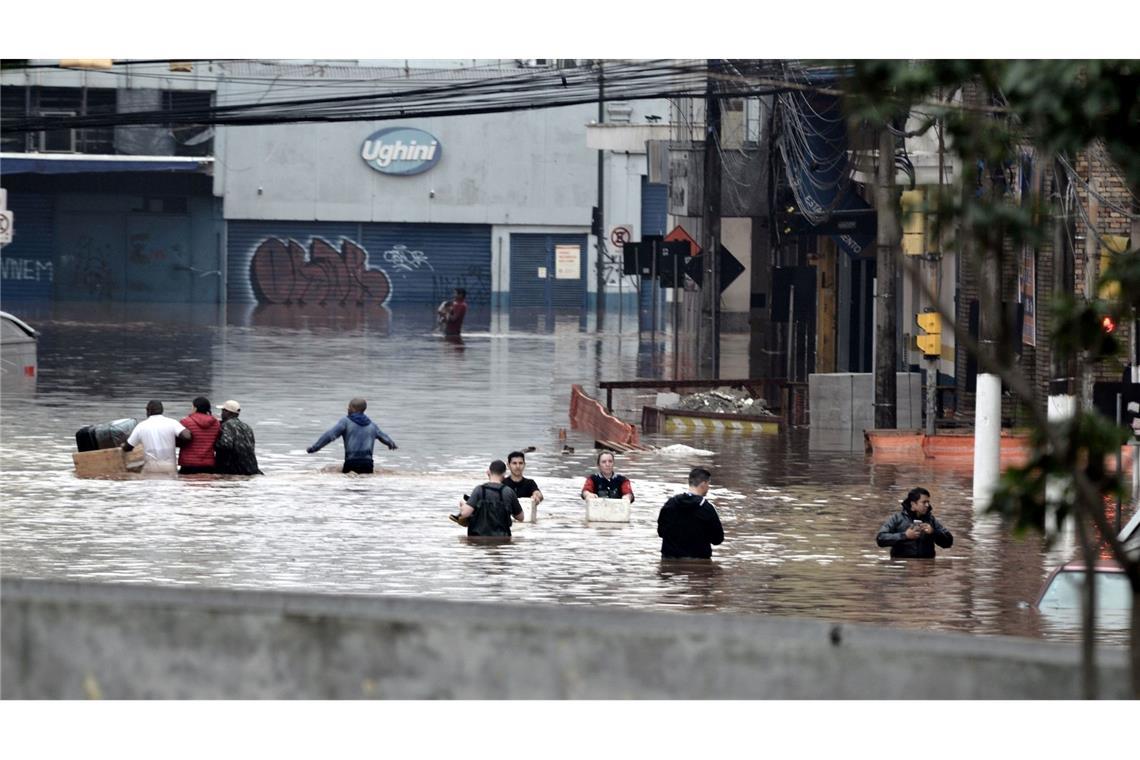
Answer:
[
  {"left": 586, "top": 497, "right": 631, "bottom": 523},
  {"left": 73, "top": 446, "right": 145, "bottom": 478}
]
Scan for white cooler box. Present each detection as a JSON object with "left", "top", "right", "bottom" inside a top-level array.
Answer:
[{"left": 586, "top": 497, "right": 631, "bottom": 523}]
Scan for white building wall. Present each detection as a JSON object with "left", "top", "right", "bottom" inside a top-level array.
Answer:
[{"left": 218, "top": 108, "right": 599, "bottom": 226}]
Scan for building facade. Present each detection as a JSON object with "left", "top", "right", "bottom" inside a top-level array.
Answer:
[{"left": 1, "top": 60, "right": 670, "bottom": 321}]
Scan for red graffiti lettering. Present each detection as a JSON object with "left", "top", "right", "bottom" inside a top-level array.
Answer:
[{"left": 249, "top": 237, "right": 392, "bottom": 306}]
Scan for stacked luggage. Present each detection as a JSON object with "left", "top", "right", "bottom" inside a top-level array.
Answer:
[{"left": 75, "top": 418, "right": 138, "bottom": 452}]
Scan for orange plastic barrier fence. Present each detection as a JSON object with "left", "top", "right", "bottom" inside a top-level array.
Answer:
[{"left": 569, "top": 385, "right": 640, "bottom": 447}]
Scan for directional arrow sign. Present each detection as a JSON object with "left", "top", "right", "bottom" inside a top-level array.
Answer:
[
  {"left": 683, "top": 244, "right": 745, "bottom": 294},
  {"left": 719, "top": 244, "right": 745, "bottom": 292}
]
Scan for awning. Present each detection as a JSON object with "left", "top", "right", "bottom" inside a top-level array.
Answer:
[{"left": 0, "top": 153, "right": 213, "bottom": 175}]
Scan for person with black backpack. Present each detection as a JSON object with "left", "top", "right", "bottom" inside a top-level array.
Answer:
[{"left": 451, "top": 459, "right": 524, "bottom": 537}]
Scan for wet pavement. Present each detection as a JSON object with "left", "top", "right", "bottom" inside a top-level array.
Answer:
[{"left": 0, "top": 301, "right": 1131, "bottom": 644}]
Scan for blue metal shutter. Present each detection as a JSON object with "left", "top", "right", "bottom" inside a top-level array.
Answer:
[
  {"left": 509, "top": 233, "right": 588, "bottom": 309},
  {"left": 641, "top": 177, "right": 668, "bottom": 236},
  {"left": 0, "top": 192, "right": 55, "bottom": 301},
  {"left": 360, "top": 223, "right": 491, "bottom": 306},
  {"left": 640, "top": 178, "right": 670, "bottom": 316}
]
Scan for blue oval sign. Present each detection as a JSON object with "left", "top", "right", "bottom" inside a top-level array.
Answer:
[{"left": 361, "top": 127, "right": 442, "bottom": 176}]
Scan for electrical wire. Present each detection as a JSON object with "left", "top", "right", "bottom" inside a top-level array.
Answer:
[
  {"left": 1056, "top": 153, "right": 1140, "bottom": 221},
  {"left": 1, "top": 59, "right": 801, "bottom": 134}
]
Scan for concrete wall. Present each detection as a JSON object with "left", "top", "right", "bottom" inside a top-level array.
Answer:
[
  {"left": 1, "top": 578, "right": 1128, "bottom": 699},
  {"left": 809, "top": 372, "right": 924, "bottom": 431}
]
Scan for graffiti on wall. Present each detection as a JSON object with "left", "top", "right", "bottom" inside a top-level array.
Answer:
[
  {"left": 381, "top": 244, "right": 433, "bottom": 272},
  {"left": 1, "top": 258, "right": 54, "bottom": 282},
  {"left": 250, "top": 237, "right": 392, "bottom": 306},
  {"left": 432, "top": 265, "right": 491, "bottom": 305},
  {"left": 66, "top": 236, "right": 117, "bottom": 298}
]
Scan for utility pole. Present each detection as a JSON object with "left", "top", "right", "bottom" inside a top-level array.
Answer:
[
  {"left": 1046, "top": 157, "right": 1077, "bottom": 539},
  {"left": 699, "top": 60, "right": 723, "bottom": 378},
  {"left": 873, "top": 125, "right": 899, "bottom": 429},
  {"left": 595, "top": 61, "right": 606, "bottom": 327},
  {"left": 1051, "top": 158, "right": 1076, "bottom": 392},
  {"left": 973, "top": 158, "right": 1004, "bottom": 510}
]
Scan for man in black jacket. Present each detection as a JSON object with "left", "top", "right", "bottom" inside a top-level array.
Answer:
[
  {"left": 876, "top": 487, "right": 954, "bottom": 558},
  {"left": 657, "top": 467, "right": 725, "bottom": 559}
]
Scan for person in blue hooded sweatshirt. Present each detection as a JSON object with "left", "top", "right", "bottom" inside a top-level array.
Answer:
[{"left": 307, "top": 397, "right": 398, "bottom": 474}]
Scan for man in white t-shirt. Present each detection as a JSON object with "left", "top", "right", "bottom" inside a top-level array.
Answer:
[{"left": 122, "top": 400, "right": 191, "bottom": 473}]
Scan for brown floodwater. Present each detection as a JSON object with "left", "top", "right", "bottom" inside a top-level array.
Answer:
[{"left": 0, "top": 302, "right": 1131, "bottom": 644}]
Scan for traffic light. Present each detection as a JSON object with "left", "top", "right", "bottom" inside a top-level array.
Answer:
[
  {"left": 915, "top": 311, "right": 941, "bottom": 358},
  {"left": 590, "top": 206, "right": 602, "bottom": 237}
]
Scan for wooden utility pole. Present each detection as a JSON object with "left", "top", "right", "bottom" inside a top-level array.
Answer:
[
  {"left": 699, "top": 60, "right": 723, "bottom": 378},
  {"left": 873, "top": 126, "right": 899, "bottom": 428}
]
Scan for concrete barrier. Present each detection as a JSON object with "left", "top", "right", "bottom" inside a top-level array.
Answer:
[
  {"left": 1, "top": 577, "right": 1129, "bottom": 699},
  {"left": 808, "top": 372, "right": 923, "bottom": 431}
]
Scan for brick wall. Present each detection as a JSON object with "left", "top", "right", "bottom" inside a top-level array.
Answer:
[{"left": 952, "top": 146, "right": 1134, "bottom": 424}]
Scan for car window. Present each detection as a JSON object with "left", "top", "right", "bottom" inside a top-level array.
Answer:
[{"left": 1039, "top": 570, "right": 1131, "bottom": 609}]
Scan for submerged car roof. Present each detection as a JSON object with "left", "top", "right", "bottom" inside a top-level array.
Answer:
[{"left": 1120, "top": 509, "right": 1140, "bottom": 559}]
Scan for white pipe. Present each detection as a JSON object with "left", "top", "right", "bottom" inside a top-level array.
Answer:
[
  {"left": 972, "top": 373, "right": 1002, "bottom": 510},
  {"left": 1045, "top": 394, "right": 1077, "bottom": 558}
]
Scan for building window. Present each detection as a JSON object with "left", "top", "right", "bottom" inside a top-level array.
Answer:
[{"left": 38, "top": 111, "right": 76, "bottom": 152}]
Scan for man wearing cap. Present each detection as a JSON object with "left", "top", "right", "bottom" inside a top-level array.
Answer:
[
  {"left": 306, "top": 397, "right": 397, "bottom": 474},
  {"left": 122, "top": 400, "right": 191, "bottom": 474},
  {"left": 214, "top": 400, "right": 263, "bottom": 476}
]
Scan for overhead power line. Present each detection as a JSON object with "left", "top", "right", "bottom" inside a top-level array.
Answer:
[{"left": 2, "top": 59, "right": 806, "bottom": 134}]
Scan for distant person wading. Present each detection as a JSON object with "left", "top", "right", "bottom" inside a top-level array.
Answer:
[
  {"left": 307, "top": 397, "right": 398, "bottom": 474},
  {"left": 437, "top": 287, "right": 468, "bottom": 336}
]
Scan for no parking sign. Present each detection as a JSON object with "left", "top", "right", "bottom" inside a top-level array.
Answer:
[{"left": 609, "top": 225, "right": 633, "bottom": 249}]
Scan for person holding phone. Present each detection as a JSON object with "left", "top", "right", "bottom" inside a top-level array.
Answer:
[{"left": 876, "top": 487, "right": 954, "bottom": 558}]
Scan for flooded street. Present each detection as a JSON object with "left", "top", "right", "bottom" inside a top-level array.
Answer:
[{"left": 0, "top": 302, "right": 1126, "bottom": 645}]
